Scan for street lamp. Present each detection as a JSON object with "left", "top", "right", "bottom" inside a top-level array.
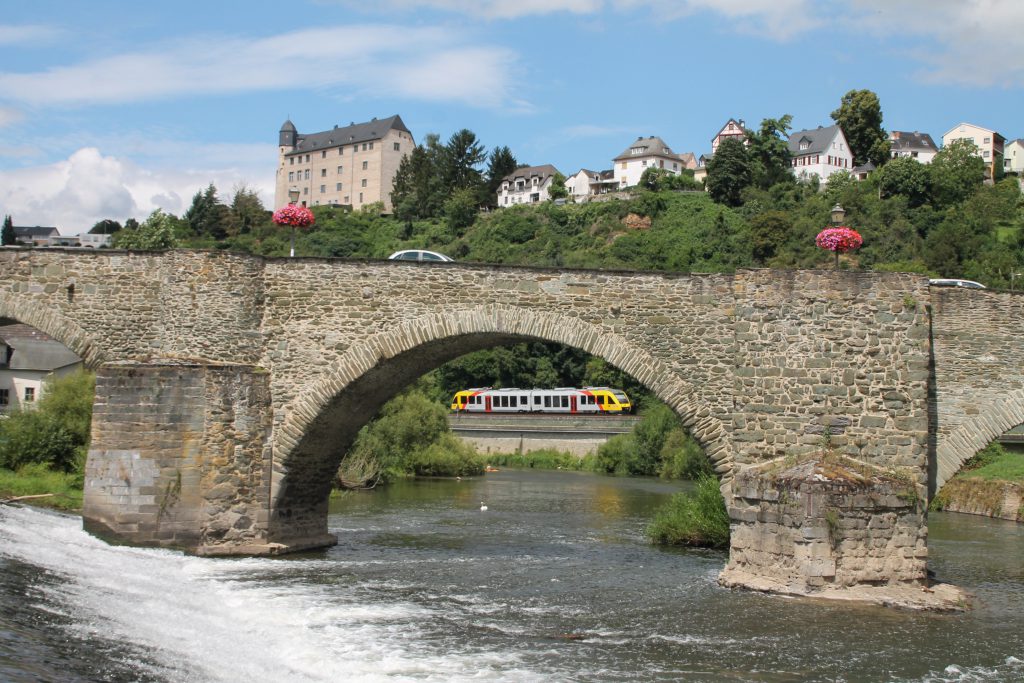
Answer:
[
  {"left": 830, "top": 203, "right": 846, "bottom": 226},
  {"left": 287, "top": 188, "right": 300, "bottom": 257}
]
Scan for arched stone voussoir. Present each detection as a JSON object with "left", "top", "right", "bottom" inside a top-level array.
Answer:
[
  {"left": 935, "top": 388, "right": 1024, "bottom": 492},
  {"left": 0, "top": 292, "right": 108, "bottom": 368},
  {"left": 276, "top": 303, "right": 731, "bottom": 470}
]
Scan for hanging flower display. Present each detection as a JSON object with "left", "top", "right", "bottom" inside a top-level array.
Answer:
[
  {"left": 815, "top": 226, "right": 862, "bottom": 268},
  {"left": 272, "top": 204, "right": 315, "bottom": 228}
]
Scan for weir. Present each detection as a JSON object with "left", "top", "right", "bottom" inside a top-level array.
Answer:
[{"left": 4, "top": 248, "right": 1021, "bottom": 606}]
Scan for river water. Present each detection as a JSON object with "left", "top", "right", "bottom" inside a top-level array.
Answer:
[{"left": 1, "top": 469, "right": 1022, "bottom": 682}]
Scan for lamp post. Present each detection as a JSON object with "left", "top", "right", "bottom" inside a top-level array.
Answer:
[
  {"left": 830, "top": 203, "right": 846, "bottom": 227},
  {"left": 288, "top": 188, "right": 300, "bottom": 257},
  {"left": 1012, "top": 272, "right": 1021, "bottom": 292}
]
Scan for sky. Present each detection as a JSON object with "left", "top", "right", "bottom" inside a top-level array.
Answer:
[{"left": 1, "top": 0, "right": 1023, "bottom": 235}]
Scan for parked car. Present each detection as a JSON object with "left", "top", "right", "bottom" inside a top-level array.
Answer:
[
  {"left": 928, "top": 278, "right": 986, "bottom": 289},
  {"left": 387, "top": 249, "right": 454, "bottom": 263}
]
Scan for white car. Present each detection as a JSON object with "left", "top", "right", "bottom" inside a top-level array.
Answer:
[
  {"left": 928, "top": 278, "right": 986, "bottom": 289},
  {"left": 387, "top": 249, "right": 454, "bottom": 263}
]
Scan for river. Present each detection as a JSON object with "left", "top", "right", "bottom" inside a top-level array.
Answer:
[{"left": 1, "top": 469, "right": 1022, "bottom": 682}]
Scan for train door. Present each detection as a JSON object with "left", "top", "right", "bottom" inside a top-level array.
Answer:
[
  {"left": 485, "top": 395, "right": 492, "bottom": 412},
  {"left": 570, "top": 394, "right": 577, "bottom": 414}
]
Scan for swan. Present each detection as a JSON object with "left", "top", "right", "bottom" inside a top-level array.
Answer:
[{"left": 480, "top": 502, "right": 488, "bottom": 511}]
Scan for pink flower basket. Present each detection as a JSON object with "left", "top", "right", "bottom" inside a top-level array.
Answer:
[
  {"left": 272, "top": 204, "right": 315, "bottom": 228},
  {"left": 816, "top": 226, "right": 862, "bottom": 268}
]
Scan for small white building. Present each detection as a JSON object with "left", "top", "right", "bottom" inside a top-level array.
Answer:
[
  {"left": 612, "top": 136, "right": 686, "bottom": 189},
  {"left": 497, "top": 164, "right": 563, "bottom": 206},
  {"left": 889, "top": 131, "right": 938, "bottom": 164},
  {"left": 788, "top": 125, "right": 854, "bottom": 183},
  {"left": 1003, "top": 139, "right": 1024, "bottom": 175},
  {"left": 942, "top": 123, "right": 1005, "bottom": 181},
  {"left": 565, "top": 168, "right": 617, "bottom": 202},
  {"left": 711, "top": 118, "right": 747, "bottom": 155},
  {"left": 0, "top": 324, "right": 83, "bottom": 414}
]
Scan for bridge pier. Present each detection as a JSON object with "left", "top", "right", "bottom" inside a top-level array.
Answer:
[{"left": 82, "top": 363, "right": 328, "bottom": 555}]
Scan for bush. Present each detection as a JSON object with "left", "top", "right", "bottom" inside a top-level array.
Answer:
[
  {"left": 659, "top": 429, "right": 713, "bottom": 480},
  {"left": 408, "top": 433, "right": 484, "bottom": 477},
  {"left": 646, "top": 475, "right": 730, "bottom": 548},
  {"left": 486, "top": 448, "right": 588, "bottom": 471},
  {"left": 0, "top": 370, "right": 94, "bottom": 472}
]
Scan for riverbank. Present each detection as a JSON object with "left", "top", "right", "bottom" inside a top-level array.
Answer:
[
  {"left": 932, "top": 445, "right": 1024, "bottom": 523},
  {"left": 0, "top": 465, "right": 82, "bottom": 511}
]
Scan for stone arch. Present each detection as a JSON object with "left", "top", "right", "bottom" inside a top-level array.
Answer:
[
  {"left": 269, "top": 305, "right": 731, "bottom": 537},
  {"left": 935, "top": 388, "right": 1024, "bottom": 492},
  {"left": 0, "top": 292, "right": 108, "bottom": 368}
]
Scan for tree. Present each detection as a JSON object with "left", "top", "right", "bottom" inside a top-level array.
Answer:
[
  {"left": 184, "top": 183, "right": 230, "bottom": 239},
  {"left": 877, "top": 156, "right": 930, "bottom": 206},
  {"left": 930, "top": 138, "right": 986, "bottom": 208},
  {"left": 441, "top": 128, "right": 486, "bottom": 193},
  {"left": 485, "top": 146, "right": 519, "bottom": 205},
  {"left": 831, "top": 89, "right": 890, "bottom": 167},
  {"left": 1, "top": 214, "right": 14, "bottom": 246},
  {"left": 227, "top": 185, "right": 267, "bottom": 235},
  {"left": 748, "top": 210, "right": 792, "bottom": 264},
  {"left": 548, "top": 171, "right": 568, "bottom": 201},
  {"left": 745, "top": 115, "right": 794, "bottom": 189},
  {"left": 112, "top": 209, "right": 179, "bottom": 250},
  {"left": 706, "top": 138, "right": 753, "bottom": 207},
  {"left": 391, "top": 135, "right": 447, "bottom": 220},
  {"left": 444, "top": 187, "right": 479, "bottom": 234},
  {"left": 89, "top": 219, "right": 121, "bottom": 235}
]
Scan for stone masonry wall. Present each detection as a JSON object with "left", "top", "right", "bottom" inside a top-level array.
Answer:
[{"left": 931, "top": 288, "right": 1024, "bottom": 491}]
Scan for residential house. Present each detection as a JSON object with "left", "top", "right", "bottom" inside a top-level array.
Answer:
[
  {"left": 711, "top": 118, "right": 747, "bottom": 155},
  {"left": 275, "top": 115, "right": 415, "bottom": 212},
  {"left": 497, "top": 165, "right": 563, "bottom": 206},
  {"left": 1003, "top": 139, "right": 1024, "bottom": 175},
  {"left": 565, "top": 169, "right": 617, "bottom": 202},
  {"left": 788, "top": 125, "right": 854, "bottom": 183},
  {"left": 889, "top": 131, "right": 938, "bottom": 164},
  {"left": 12, "top": 226, "right": 58, "bottom": 246},
  {"left": 0, "top": 324, "right": 82, "bottom": 414},
  {"left": 942, "top": 123, "right": 1005, "bottom": 181},
  {"left": 612, "top": 136, "right": 687, "bottom": 189}
]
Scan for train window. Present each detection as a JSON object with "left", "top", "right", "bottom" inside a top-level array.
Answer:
[
  {"left": 534, "top": 396, "right": 541, "bottom": 405},
  {"left": 561, "top": 396, "right": 569, "bottom": 408},
  {"left": 544, "top": 396, "right": 551, "bottom": 407}
]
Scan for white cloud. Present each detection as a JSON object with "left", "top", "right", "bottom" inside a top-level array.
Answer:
[
  {"left": 0, "top": 25, "right": 523, "bottom": 109},
  {"left": 0, "top": 147, "right": 274, "bottom": 235},
  {"left": 0, "top": 24, "right": 63, "bottom": 46},
  {"left": 848, "top": 0, "right": 1024, "bottom": 87},
  {"left": 329, "top": 0, "right": 601, "bottom": 20},
  {"left": 0, "top": 106, "right": 24, "bottom": 128}
]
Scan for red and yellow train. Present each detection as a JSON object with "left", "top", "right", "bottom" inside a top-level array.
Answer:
[{"left": 450, "top": 387, "right": 633, "bottom": 414}]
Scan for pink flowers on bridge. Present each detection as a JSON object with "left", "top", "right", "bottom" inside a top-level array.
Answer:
[
  {"left": 272, "top": 204, "right": 316, "bottom": 228},
  {"left": 815, "top": 227, "right": 863, "bottom": 254}
]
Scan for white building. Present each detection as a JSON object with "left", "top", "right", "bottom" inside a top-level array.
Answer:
[
  {"left": 612, "top": 136, "right": 687, "bottom": 189},
  {"left": 497, "top": 164, "right": 563, "bottom": 206},
  {"left": 711, "top": 118, "right": 747, "bottom": 154},
  {"left": 1003, "top": 139, "right": 1024, "bottom": 175},
  {"left": 788, "top": 125, "right": 854, "bottom": 183},
  {"left": 942, "top": 123, "right": 1005, "bottom": 181},
  {"left": 0, "top": 324, "right": 82, "bottom": 414},
  {"left": 564, "top": 168, "right": 617, "bottom": 202},
  {"left": 889, "top": 131, "right": 938, "bottom": 164}
]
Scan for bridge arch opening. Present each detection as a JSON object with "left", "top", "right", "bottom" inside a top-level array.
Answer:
[
  {"left": 269, "top": 306, "right": 730, "bottom": 544},
  {"left": 0, "top": 298, "right": 108, "bottom": 369}
]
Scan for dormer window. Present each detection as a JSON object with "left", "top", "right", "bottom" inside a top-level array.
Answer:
[
  {"left": 630, "top": 147, "right": 645, "bottom": 155},
  {"left": 800, "top": 140, "right": 809, "bottom": 151}
]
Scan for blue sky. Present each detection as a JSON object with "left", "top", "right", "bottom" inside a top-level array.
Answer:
[{"left": 1, "top": 0, "right": 1023, "bottom": 234}]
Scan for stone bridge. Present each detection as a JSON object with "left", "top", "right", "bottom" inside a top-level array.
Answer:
[{"left": 1, "top": 249, "right": 1018, "bottom": 604}]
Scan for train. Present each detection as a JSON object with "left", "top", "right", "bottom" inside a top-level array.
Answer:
[{"left": 450, "top": 387, "right": 633, "bottom": 414}]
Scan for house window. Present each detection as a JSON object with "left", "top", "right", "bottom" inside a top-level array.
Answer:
[
  {"left": 304, "top": 169, "right": 310, "bottom": 180},
  {"left": 303, "top": 187, "right": 308, "bottom": 195},
  {"left": 339, "top": 147, "right": 344, "bottom": 155},
  {"left": 320, "top": 185, "right": 325, "bottom": 193},
  {"left": 321, "top": 169, "right": 327, "bottom": 177},
  {"left": 504, "top": 197, "right": 508, "bottom": 205},
  {"left": 321, "top": 151, "right": 326, "bottom": 158},
  {"left": 620, "top": 162, "right": 627, "bottom": 169},
  {"left": 984, "top": 137, "right": 991, "bottom": 144},
  {"left": 288, "top": 172, "right": 294, "bottom": 182},
  {"left": 305, "top": 154, "right": 310, "bottom": 162},
  {"left": 983, "top": 150, "right": 990, "bottom": 158},
  {"left": 368, "top": 142, "right": 374, "bottom": 150},
  {"left": 393, "top": 142, "right": 400, "bottom": 151},
  {"left": 336, "top": 183, "right": 342, "bottom": 191},
  {"left": 0, "top": 389, "right": 8, "bottom": 406},
  {"left": 361, "top": 179, "right": 367, "bottom": 187},
  {"left": 362, "top": 143, "right": 367, "bottom": 151},
  {"left": 800, "top": 141, "right": 809, "bottom": 150},
  {"left": 289, "top": 158, "right": 294, "bottom": 165},
  {"left": 344, "top": 195, "right": 349, "bottom": 203},
  {"left": 362, "top": 161, "right": 368, "bottom": 170},
  {"left": 338, "top": 166, "right": 343, "bottom": 174},
  {"left": 359, "top": 192, "right": 363, "bottom": 202},
  {"left": 24, "top": 387, "right": 35, "bottom": 402},
  {"left": 642, "top": 160, "right": 647, "bottom": 167}
]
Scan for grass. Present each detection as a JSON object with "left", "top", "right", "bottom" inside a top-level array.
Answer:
[
  {"left": 646, "top": 474, "right": 730, "bottom": 548},
  {"left": 484, "top": 449, "right": 592, "bottom": 471},
  {"left": 0, "top": 464, "right": 84, "bottom": 511},
  {"left": 962, "top": 452, "right": 1024, "bottom": 481}
]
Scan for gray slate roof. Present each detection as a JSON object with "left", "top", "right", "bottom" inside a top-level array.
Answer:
[
  {"left": 0, "top": 325, "right": 81, "bottom": 372},
  {"left": 788, "top": 125, "right": 842, "bottom": 155},
  {"left": 613, "top": 136, "right": 677, "bottom": 161},
  {"left": 890, "top": 131, "right": 938, "bottom": 154},
  {"left": 286, "top": 115, "right": 411, "bottom": 156},
  {"left": 502, "top": 164, "right": 561, "bottom": 182},
  {"left": 14, "top": 226, "right": 58, "bottom": 239}
]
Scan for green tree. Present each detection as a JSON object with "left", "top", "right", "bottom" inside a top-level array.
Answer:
[
  {"left": 748, "top": 210, "right": 792, "bottom": 264},
  {"left": 548, "top": 171, "right": 568, "bottom": 201},
  {"left": 1, "top": 214, "right": 14, "bottom": 246},
  {"left": 89, "top": 219, "right": 122, "bottom": 235},
  {"left": 184, "top": 183, "right": 230, "bottom": 239},
  {"left": 227, "top": 185, "right": 267, "bottom": 235},
  {"left": 0, "top": 370, "right": 94, "bottom": 472},
  {"left": 706, "top": 137, "right": 753, "bottom": 207},
  {"left": 444, "top": 187, "right": 479, "bottom": 234},
  {"left": 442, "top": 128, "right": 486, "bottom": 193},
  {"left": 830, "top": 89, "right": 890, "bottom": 167},
  {"left": 112, "top": 209, "right": 179, "bottom": 250},
  {"left": 877, "top": 156, "right": 930, "bottom": 206},
  {"left": 745, "top": 115, "right": 794, "bottom": 189},
  {"left": 392, "top": 136, "right": 447, "bottom": 220},
  {"left": 930, "top": 138, "right": 986, "bottom": 208},
  {"left": 485, "top": 145, "right": 519, "bottom": 205}
]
